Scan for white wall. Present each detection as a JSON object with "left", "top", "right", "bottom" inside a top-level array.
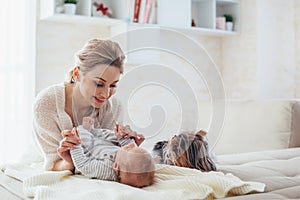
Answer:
[
  {"left": 221, "top": 0, "right": 258, "bottom": 99},
  {"left": 221, "top": 0, "right": 299, "bottom": 99},
  {"left": 119, "top": 33, "right": 223, "bottom": 149},
  {"left": 295, "top": 0, "right": 300, "bottom": 97},
  {"left": 257, "top": 0, "right": 296, "bottom": 98}
]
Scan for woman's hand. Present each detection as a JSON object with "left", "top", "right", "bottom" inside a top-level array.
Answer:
[
  {"left": 57, "top": 127, "right": 81, "bottom": 164},
  {"left": 114, "top": 123, "right": 145, "bottom": 146}
]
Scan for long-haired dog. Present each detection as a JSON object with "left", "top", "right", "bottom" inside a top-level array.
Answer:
[{"left": 152, "top": 130, "right": 217, "bottom": 172}]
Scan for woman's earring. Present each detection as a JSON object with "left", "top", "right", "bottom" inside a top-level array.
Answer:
[
  {"left": 71, "top": 76, "right": 77, "bottom": 83},
  {"left": 71, "top": 76, "right": 76, "bottom": 83},
  {"left": 73, "top": 72, "right": 79, "bottom": 82}
]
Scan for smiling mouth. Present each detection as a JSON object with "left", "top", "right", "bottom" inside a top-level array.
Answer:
[{"left": 94, "top": 96, "right": 106, "bottom": 103}]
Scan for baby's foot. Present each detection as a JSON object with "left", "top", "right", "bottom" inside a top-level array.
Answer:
[{"left": 82, "top": 117, "right": 95, "bottom": 131}]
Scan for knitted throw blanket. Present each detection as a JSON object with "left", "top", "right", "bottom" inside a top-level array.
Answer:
[{"left": 3, "top": 163, "right": 265, "bottom": 200}]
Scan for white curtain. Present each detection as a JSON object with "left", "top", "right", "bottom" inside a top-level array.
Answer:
[{"left": 0, "top": 1, "right": 36, "bottom": 163}]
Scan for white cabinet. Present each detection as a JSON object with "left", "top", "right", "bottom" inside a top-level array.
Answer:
[
  {"left": 157, "top": 0, "right": 191, "bottom": 28},
  {"left": 215, "top": 0, "right": 240, "bottom": 32},
  {"left": 40, "top": 0, "right": 240, "bottom": 36},
  {"left": 154, "top": 0, "right": 240, "bottom": 34}
]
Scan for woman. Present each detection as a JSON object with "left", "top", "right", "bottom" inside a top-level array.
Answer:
[{"left": 33, "top": 39, "right": 125, "bottom": 171}]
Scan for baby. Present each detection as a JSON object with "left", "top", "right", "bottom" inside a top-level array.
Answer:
[{"left": 70, "top": 117, "right": 155, "bottom": 188}]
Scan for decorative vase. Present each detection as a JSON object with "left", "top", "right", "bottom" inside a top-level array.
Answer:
[
  {"left": 226, "top": 22, "right": 233, "bottom": 31},
  {"left": 64, "top": 3, "right": 77, "bottom": 15},
  {"left": 216, "top": 17, "right": 226, "bottom": 30}
]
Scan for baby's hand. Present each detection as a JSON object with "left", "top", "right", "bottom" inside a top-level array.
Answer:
[
  {"left": 133, "top": 133, "right": 145, "bottom": 147},
  {"left": 114, "top": 123, "right": 132, "bottom": 138},
  {"left": 114, "top": 123, "right": 145, "bottom": 146},
  {"left": 82, "top": 117, "right": 94, "bottom": 131}
]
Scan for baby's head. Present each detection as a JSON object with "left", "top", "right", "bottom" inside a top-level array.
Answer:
[{"left": 113, "top": 143, "right": 155, "bottom": 188}]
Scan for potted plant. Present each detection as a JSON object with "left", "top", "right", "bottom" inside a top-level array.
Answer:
[
  {"left": 224, "top": 14, "right": 233, "bottom": 31},
  {"left": 64, "top": 0, "right": 77, "bottom": 15}
]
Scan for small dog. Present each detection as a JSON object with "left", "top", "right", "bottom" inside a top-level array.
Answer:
[{"left": 152, "top": 130, "right": 217, "bottom": 172}]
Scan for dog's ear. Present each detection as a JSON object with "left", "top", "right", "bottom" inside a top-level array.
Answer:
[
  {"left": 196, "top": 130, "right": 207, "bottom": 137},
  {"left": 153, "top": 141, "right": 168, "bottom": 151}
]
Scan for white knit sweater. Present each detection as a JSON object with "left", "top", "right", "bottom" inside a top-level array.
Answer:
[{"left": 33, "top": 83, "right": 123, "bottom": 170}]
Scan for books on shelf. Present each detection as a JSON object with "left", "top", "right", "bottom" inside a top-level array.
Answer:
[
  {"left": 143, "top": 0, "right": 152, "bottom": 23},
  {"left": 133, "top": 0, "right": 157, "bottom": 24},
  {"left": 133, "top": 0, "right": 141, "bottom": 22}
]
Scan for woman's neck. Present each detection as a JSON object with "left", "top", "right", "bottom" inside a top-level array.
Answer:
[{"left": 65, "top": 83, "right": 93, "bottom": 125}]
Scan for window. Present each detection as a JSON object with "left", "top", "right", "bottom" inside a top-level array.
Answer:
[{"left": 0, "top": 1, "right": 36, "bottom": 163}]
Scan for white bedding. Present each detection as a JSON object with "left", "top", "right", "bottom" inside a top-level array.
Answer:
[
  {"left": 217, "top": 147, "right": 300, "bottom": 199},
  {"left": 0, "top": 172, "right": 23, "bottom": 199},
  {"left": 2, "top": 147, "right": 299, "bottom": 199},
  {"left": 1, "top": 162, "right": 264, "bottom": 200}
]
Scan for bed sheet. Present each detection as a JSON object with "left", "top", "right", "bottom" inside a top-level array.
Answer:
[
  {"left": 0, "top": 171, "right": 24, "bottom": 199},
  {"left": 3, "top": 148, "right": 298, "bottom": 199},
  {"left": 217, "top": 147, "right": 300, "bottom": 199},
  {"left": 1, "top": 163, "right": 264, "bottom": 200}
]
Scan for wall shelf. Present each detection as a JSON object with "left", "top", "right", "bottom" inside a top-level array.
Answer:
[
  {"left": 40, "top": 14, "right": 125, "bottom": 28},
  {"left": 131, "top": 0, "right": 240, "bottom": 36},
  {"left": 39, "top": 0, "right": 240, "bottom": 37}
]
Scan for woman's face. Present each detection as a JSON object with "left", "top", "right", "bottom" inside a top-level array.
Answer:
[{"left": 78, "top": 64, "right": 121, "bottom": 108}]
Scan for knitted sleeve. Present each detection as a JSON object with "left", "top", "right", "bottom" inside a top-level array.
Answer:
[{"left": 33, "top": 87, "right": 63, "bottom": 170}]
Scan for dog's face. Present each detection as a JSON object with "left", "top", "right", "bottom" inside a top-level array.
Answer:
[{"left": 161, "top": 130, "right": 216, "bottom": 172}]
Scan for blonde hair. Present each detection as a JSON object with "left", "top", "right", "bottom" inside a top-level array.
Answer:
[{"left": 66, "top": 38, "right": 125, "bottom": 83}]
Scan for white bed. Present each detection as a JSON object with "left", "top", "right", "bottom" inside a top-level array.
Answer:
[
  {"left": 218, "top": 148, "right": 300, "bottom": 199},
  {"left": 0, "top": 172, "right": 23, "bottom": 200},
  {"left": 0, "top": 148, "right": 300, "bottom": 200},
  {"left": 1, "top": 99, "right": 300, "bottom": 199}
]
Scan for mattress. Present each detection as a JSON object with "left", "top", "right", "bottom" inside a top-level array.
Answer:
[
  {"left": 1, "top": 148, "right": 299, "bottom": 199},
  {"left": 217, "top": 147, "right": 300, "bottom": 199}
]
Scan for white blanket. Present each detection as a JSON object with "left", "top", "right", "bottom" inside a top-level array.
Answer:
[{"left": 2, "top": 163, "right": 265, "bottom": 200}]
